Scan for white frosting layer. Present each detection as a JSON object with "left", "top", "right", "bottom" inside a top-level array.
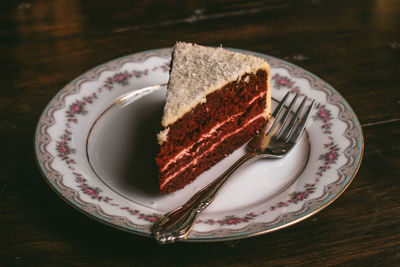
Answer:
[
  {"left": 160, "top": 112, "right": 266, "bottom": 188},
  {"left": 161, "top": 42, "right": 270, "bottom": 128},
  {"left": 159, "top": 91, "right": 267, "bottom": 172}
]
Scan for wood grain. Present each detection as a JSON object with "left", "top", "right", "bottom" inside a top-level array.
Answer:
[{"left": 1, "top": 0, "right": 399, "bottom": 265}]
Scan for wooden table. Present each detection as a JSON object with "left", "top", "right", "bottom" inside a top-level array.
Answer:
[{"left": 1, "top": 0, "right": 399, "bottom": 265}]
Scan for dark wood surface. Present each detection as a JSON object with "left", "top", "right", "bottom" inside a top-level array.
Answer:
[{"left": 1, "top": 0, "right": 400, "bottom": 265}]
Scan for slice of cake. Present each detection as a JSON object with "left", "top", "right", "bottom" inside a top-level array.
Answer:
[{"left": 156, "top": 42, "right": 271, "bottom": 194}]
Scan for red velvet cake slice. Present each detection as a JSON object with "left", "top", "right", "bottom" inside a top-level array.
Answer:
[{"left": 156, "top": 42, "right": 271, "bottom": 193}]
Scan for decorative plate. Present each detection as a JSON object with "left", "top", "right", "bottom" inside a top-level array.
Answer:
[{"left": 34, "top": 47, "right": 363, "bottom": 242}]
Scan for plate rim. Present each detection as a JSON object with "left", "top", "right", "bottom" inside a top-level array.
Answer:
[{"left": 34, "top": 47, "right": 364, "bottom": 242}]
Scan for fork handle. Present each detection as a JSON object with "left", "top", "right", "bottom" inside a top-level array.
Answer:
[{"left": 151, "top": 152, "right": 258, "bottom": 244}]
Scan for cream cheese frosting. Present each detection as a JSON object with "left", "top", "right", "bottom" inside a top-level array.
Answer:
[{"left": 161, "top": 42, "right": 270, "bottom": 128}]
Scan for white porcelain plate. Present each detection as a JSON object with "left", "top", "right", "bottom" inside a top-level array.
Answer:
[{"left": 34, "top": 48, "right": 363, "bottom": 242}]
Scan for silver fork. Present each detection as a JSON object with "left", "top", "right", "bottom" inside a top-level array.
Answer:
[{"left": 151, "top": 92, "right": 315, "bottom": 244}]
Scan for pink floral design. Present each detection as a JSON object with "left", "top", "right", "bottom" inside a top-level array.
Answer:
[
  {"left": 120, "top": 207, "right": 159, "bottom": 222},
  {"left": 74, "top": 172, "right": 112, "bottom": 202},
  {"left": 66, "top": 93, "right": 97, "bottom": 125},
  {"left": 67, "top": 100, "right": 85, "bottom": 120},
  {"left": 150, "top": 62, "right": 170, "bottom": 73},
  {"left": 105, "top": 71, "right": 132, "bottom": 88},
  {"left": 287, "top": 183, "right": 316, "bottom": 204},
  {"left": 272, "top": 74, "right": 302, "bottom": 95},
  {"left": 103, "top": 66, "right": 167, "bottom": 90},
  {"left": 57, "top": 141, "right": 71, "bottom": 159},
  {"left": 132, "top": 70, "right": 148, "bottom": 78},
  {"left": 319, "top": 142, "right": 339, "bottom": 166},
  {"left": 56, "top": 130, "right": 76, "bottom": 168},
  {"left": 120, "top": 207, "right": 138, "bottom": 215},
  {"left": 313, "top": 104, "right": 333, "bottom": 134},
  {"left": 197, "top": 219, "right": 217, "bottom": 225},
  {"left": 139, "top": 214, "right": 159, "bottom": 223},
  {"left": 198, "top": 213, "right": 258, "bottom": 226},
  {"left": 272, "top": 74, "right": 294, "bottom": 88}
]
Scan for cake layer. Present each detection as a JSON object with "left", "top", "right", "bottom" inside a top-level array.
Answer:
[
  {"left": 159, "top": 112, "right": 266, "bottom": 190},
  {"left": 157, "top": 69, "right": 268, "bottom": 164},
  {"left": 159, "top": 94, "right": 266, "bottom": 178},
  {"left": 159, "top": 115, "right": 267, "bottom": 193},
  {"left": 159, "top": 91, "right": 266, "bottom": 173}
]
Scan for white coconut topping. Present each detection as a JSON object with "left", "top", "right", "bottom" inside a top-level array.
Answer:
[
  {"left": 161, "top": 42, "right": 269, "bottom": 127},
  {"left": 157, "top": 127, "right": 169, "bottom": 145}
]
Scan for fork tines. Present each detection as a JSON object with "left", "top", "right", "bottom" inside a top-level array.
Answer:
[{"left": 271, "top": 92, "right": 315, "bottom": 143}]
